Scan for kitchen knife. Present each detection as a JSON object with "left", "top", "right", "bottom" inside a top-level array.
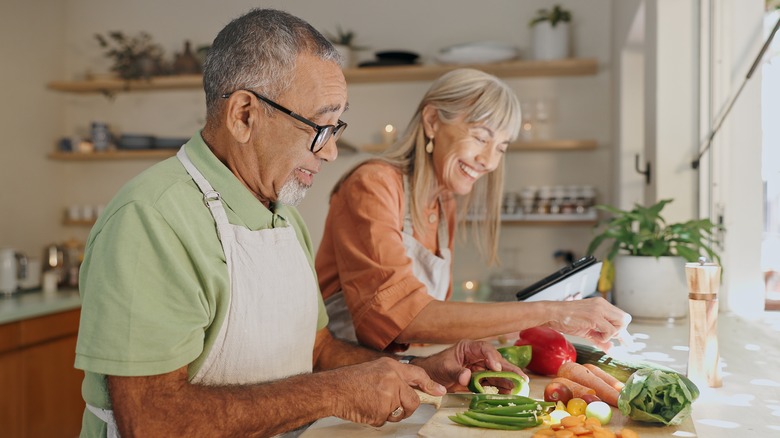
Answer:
[{"left": 414, "top": 390, "right": 526, "bottom": 409}]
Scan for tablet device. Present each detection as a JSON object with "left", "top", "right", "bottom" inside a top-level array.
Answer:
[{"left": 515, "top": 255, "right": 602, "bottom": 302}]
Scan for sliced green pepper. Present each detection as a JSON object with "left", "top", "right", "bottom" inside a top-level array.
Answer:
[
  {"left": 497, "top": 345, "right": 532, "bottom": 368},
  {"left": 462, "top": 410, "right": 541, "bottom": 427},
  {"left": 448, "top": 413, "right": 536, "bottom": 430},
  {"left": 467, "top": 370, "right": 527, "bottom": 396},
  {"left": 468, "top": 393, "right": 537, "bottom": 410},
  {"left": 474, "top": 402, "right": 555, "bottom": 416}
]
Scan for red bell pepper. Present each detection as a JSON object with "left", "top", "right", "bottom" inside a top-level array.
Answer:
[{"left": 513, "top": 326, "right": 576, "bottom": 376}]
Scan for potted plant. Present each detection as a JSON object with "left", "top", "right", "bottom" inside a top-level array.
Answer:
[
  {"left": 95, "top": 31, "right": 164, "bottom": 80},
  {"left": 529, "top": 4, "right": 572, "bottom": 60},
  {"left": 587, "top": 199, "right": 722, "bottom": 319},
  {"left": 325, "top": 25, "right": 366, "bottom": 68}
]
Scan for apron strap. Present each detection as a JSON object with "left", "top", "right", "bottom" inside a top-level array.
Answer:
[
  {"left": 86, "top": 404, "right": 120, "bottom": 438},
  {"left": 401, "top": 175, "right": 448, "bottom": 254},
  {"left": 176, "top": 146, "right": 234, "bottom": 241}
]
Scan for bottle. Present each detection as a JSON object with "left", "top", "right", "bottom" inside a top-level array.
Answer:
[{"left": 91, "top": 122, "right": 110, "bottom": 152}]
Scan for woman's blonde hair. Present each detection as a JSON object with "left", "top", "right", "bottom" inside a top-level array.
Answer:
[{"left": 381, "top": 68, "right": 521, "bottom": 264}]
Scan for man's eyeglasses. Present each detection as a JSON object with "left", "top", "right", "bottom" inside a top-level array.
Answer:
[{"left": 221, "top": 89, "right": 347, "bottom": 153}]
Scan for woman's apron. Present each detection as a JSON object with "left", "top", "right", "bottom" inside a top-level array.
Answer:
[
  {"left": 87, "top": 147, "right": 319, "bottom": 437},
  {"left": 325, "top": 175, "right": 452, "bottom": 343}
]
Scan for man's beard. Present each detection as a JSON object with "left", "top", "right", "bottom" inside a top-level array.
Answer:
[{"left": 277, "top": 176, "right": 310, "bottom": 206}]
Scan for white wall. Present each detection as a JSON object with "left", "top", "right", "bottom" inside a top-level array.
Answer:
[
  {"left": 0, "top": 0, "right": 614, "bottom": 289},
  {"left": 0, "top": 0, "right": 67, "bottom": 256}
]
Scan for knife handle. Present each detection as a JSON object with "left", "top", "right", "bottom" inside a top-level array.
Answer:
[{"left": 414, "top": 389, "right": 442, "bottom": 409}]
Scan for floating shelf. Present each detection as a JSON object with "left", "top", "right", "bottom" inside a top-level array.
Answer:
[
  {"left": 468, "top": 209, "right": 598, "bottom": 225},
  {"left": 48, "top": 149, "right": 177, "bottom": 161},
  {"left": 62, "top": 219, "right": 96, "bottom": 227},
  {"left": 361, "top": 139, "right": 597, "bottom": 154},
  {"left": 46, "top": 58, "right": 599, "bottom": 93}
]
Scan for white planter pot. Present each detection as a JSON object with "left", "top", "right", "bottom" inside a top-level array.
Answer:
[
  {"left": 613, "top": 255, "right": 688, "bottom": 320},
  {"left": 531, "top": 22, "right": 570, "bottom": 60},
  {"left": 332, "top": 44, "right": 352, "bottom": 69}
]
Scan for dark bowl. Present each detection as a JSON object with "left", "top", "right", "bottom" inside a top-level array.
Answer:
[{"left": 375, "top": 50, "right": 419, "bottom": 64}]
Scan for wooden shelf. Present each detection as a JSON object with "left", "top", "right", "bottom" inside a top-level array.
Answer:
[
  {"left": 46, "top": 58, "right": 598, "bottom": 93},
  {"left": 468, "top": 210, "right": 598, "bottom": 226},
  {"left": 47, "top": 74, "right": 203, "bottom": 94},
  {"left": 62, "top": 219, "right": 96, "bottom": 227},
  {"left": 344, "top": 58, "right": 598, "bottom": 84},
  {"left": 48, "top": 149, "right": 177, "bottom": 161},
  {"left": 361, "top": 139, "right": 597, "bottom": 154},
  {"left": 509, "top": 139, "right": 597, "bottom": 151}
]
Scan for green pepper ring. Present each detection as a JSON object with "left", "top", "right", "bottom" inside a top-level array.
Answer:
[{"left": 468, "top": 371, "right": 529, "bottom": 396}]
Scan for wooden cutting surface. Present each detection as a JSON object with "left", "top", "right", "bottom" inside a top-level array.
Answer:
[{"left": 417, "top": 375, "right": 697, "bottom": 437}]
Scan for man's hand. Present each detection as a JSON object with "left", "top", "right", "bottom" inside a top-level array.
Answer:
[
  {"left": 328, "top": 357, "right": 446, "bottom": 427},
  {"left": 413, "top": 340, "right": 527, "bottom": 393},
  {"left": 544, "top": 297, "right": 631, "bottom": 351}
]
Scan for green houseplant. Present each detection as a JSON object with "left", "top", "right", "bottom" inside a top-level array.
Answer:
[
  {"left": 325, "top": 25, "right": 367, "bottom": 68},
  {"left": 529, "top": 4, "right": 572, "bottom": 60},
  {"left": 586, "top": 199, "right": 722, "bottom": 320},
  {"left": 95, "top": 31, "right": 164, "bottom": 80},
  {"left": 586, "top": 199, "right": 721, "bottom": 264},
  {"left": 529, "top": 4, "right": 572, "bottom": 27}
]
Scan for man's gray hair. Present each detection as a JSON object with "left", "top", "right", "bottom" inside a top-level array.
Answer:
[{"left": 202, "top": 8, "right": 341, "bottom": 123}]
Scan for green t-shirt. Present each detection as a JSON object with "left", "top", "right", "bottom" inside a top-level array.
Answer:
[{"left": 75, "top": 133, "right": 328, "bottom": 437}]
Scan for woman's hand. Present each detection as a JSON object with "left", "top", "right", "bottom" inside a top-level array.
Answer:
[
  {"left": 544, "top": 297, "right": 631, "bottom": 351},
  {"left": 413, "top": 340, "right": 527, "bottom": 393}
]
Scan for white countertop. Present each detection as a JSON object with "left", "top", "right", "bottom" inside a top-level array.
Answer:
[
  {"left": 303, "top": 311, "right": 780, "bottom": 437},
  {"left": 0, "top": 288, "right": 81, "bottom": 324}
]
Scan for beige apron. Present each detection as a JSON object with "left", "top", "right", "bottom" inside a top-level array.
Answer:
[
  {"left": 87, "top": 147, "right": 319, "bottom": 437},
  {"left": 325, "top": 175, "right": 452, "bottom": 342}
]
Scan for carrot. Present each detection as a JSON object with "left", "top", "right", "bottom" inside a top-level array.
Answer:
[
  {"left": 583, "top": 363, "right": 625, "bottom": 392},
  {"left": 557, "top": 362, "right": 620, "bottom": 407},
  {"left": 551, "top": 377, "right": 596, "bottom": 399}
]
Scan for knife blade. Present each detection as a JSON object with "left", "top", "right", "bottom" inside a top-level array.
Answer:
[{"left": 415, "top": 390, "right": 527, "bottom": 409}]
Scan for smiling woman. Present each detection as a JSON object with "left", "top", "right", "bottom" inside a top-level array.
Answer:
[{"left": 314, "top": 68, "right": 630, "bottom": 355}]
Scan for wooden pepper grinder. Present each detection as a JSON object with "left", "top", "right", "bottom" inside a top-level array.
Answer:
[{"left": 685, "top": 257, "right": 722, "bottom": 388}]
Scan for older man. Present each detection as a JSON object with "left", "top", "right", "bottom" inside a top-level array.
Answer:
[{"left": 75, "top": 8, "right": 521, "bottom": 438}]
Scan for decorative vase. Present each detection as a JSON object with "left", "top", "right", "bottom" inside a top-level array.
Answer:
[
  {"left": 613, "top": 255, "right": 688, "bottom": 320},
  {"left": 531, "top": 21, "right": 570, "bottom": 60}
]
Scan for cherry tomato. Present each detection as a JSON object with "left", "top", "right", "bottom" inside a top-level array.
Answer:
[
  {"left": 566, "top": 397, "right": 588, "bottom": 416},
  {"left": 544, "top": 382, "right": 574, "bottom": 404},
  {"left": 581, "top": 394, "right": 602, "bottom": 404}
]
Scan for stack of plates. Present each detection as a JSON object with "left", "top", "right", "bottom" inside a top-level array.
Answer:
[{"left": 436, "top": 41, "right": 519, "bottom": 64}]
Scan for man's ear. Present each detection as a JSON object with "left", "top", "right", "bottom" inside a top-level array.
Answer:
[
  {"left": 421, "top": 104, "right": 439, "bottom": 138},
  {"left": 224, "top": 92, "right": 255, "bottom": 144}
]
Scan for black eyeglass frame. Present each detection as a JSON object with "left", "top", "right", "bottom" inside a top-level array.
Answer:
[{"left": 221, "top": 89, "right": 347, "bottom": 153}]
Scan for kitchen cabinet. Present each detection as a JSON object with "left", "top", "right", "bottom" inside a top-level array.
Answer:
[{"left": 0, "top": 309, "right": 84, "bottom": 438}]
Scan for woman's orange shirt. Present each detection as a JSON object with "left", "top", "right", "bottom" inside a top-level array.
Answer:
[{"left": 315, "top": 161, "right": 456, "bottom": 351}]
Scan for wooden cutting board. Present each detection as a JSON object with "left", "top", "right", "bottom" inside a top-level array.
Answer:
[{"left": 418, "top": 375, "right": 697, "bottom": 438}]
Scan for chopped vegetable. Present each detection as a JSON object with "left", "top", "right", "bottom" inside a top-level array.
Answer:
[
  {"left": 617, "top": 368, "right": 699, "bottom": 425},
  {"left": 449, "top": 394, "right": 555, "bottom": 431},
  {"left": 514, "top": 326, "right": 577, "bottom": 376},
  {"left": 497, "top": 345, "right": 533, "bottom": 368},
  {"left": 585, "top": 401, "right": 613, "bottom": 425},
  {"left": 468, "top": 370, "right": 529, "bottom": 396}
]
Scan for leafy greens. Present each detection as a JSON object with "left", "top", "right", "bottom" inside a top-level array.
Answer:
[{"left": 617, "top": 368, "right": 700, "bottom": 425}]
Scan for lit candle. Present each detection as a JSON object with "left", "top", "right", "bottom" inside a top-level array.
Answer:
[
  {"left": 381, "top": 124, "right": 397, "bottom": 145},
  {"left": 462, "top": 280, "right": 479, "bottom": 292},
  {"left": 462, "top": 280, "right": 479, "bottom": 302}
]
